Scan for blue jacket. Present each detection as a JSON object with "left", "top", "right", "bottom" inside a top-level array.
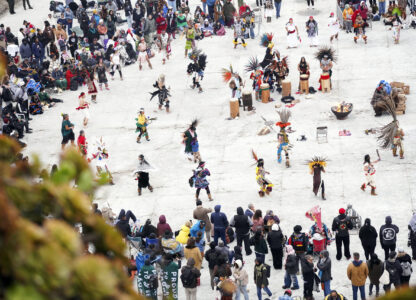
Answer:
[
  {"left": 19, "top": 42, "right": 32, "bottom": 59},
  {"left": 210, "top": 205, "right": 229, "bottom": 229},
  {"left": 31, "top": 42, "right": 45, "bottom": 59},
  {"left": 190, "top": 220, "right": 205, "bottom": 238}
]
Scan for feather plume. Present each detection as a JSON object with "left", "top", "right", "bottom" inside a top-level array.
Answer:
[
  {"left": 221, "top": 65, "right": 234, "bottom": 83},
  {"left": 315, "top": 46, "right": 337, "bottom": 63},
  {"left": 245, "top": 56, "right": 260, "bottom": 73},
  {"left": 307, "top": 156, "right": 327, "bottom": 171},
  {"left": 260, "top": 33, "right": 273, "bottom": 47},
  {"left": 188, "top": 48, "right": 202, "bottom": 60},
  {"left": 190, "top": 118, "right": 199, "bottom": 129},
  {"left": 277, "top": 109, "right": 291, "bottom": 124},
  {"left": 376, "top": 96, "right": 398, "bottom": 149},
  {"left": 198, "top": 54, "right": 207, "bottom": 70},
  {"left": 252, "top": 149, "right": 258, "bottom": 162}
]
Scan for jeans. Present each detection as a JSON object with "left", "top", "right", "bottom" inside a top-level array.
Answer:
[
  {"left": 214, "top": 227, "right": 226, "bottom": 245},
  {"left": 237, "top": 234, "right": 252, "bottom": 255},
  {"left": 208, "top": 5, "right": 214, "bottom": 19},
  {"left": 168, "top": 0, "right": 176, "bottom": 12},
  {"left": 352, "top": 285, "right": 366, "bottom": 300},
  {"left": 235, "top": 285, "right": 249, "bottom": 300},
  {"left": 274, "top": 1, "right": 281, "bottom": 17},
  {"left": 185, "top": 287, "right": 197, "bottom": 300},
  {"left": 119, "top": 209, "right": 137, "bottom": 223},
  {"left": 322, "top": 280, "right": 331, "bottom": 296},
  {"left": 379, "top": 1, "right": 386, "bottom": 15},
  {"left": 256, "top": 286, "right": 272, "bottom": 300},
  {"left": 202, "top": 1, "right": 208, "bottom": 13},
  {"left": 284, "top": 272, "right": 299, "bottom": 288},
  {"left": 126, "top": 15, "right": 132, "bottom": 28}
]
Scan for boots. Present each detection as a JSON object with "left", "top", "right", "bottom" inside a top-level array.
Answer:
[
  {"left": 198, "top": 87, "right": 203, "bottom": 93},
  {"left": 393, "top": 147, "right": 398, "bottom": 156},
  {"left": 91, "top": 95, "right": 97, "bottom": 103},
  {"left": 330, "top": 36, "right": 334, "bottom": 43},
  {"left": 364, "top": 36, "right": 367, "bottom": 44},
  {"left": 400, "top": 149, "right": 404, "bottom": 159},
  {"left": 158, "top": 104, "right": 163, "bottom": 110},
  {"left": 354, "top": 36, "right": 358, "bottom": 43},
  {"left": 361, "top": 183, "right": 366, "bottom": 191},
  {"left": 322, "top": 191, "right": 326, "bottom": 200},
  {"left": 138, "top": 188, "right": 142, "bottom": 196},
  {"left": 208, "top": 193, "right": 213, "bottom": 201},
  {"left": 285, "top": 159, "right": 290, "bottom": 168},
  {"left": 148, "top": 185, "right": 153, "bottom": 192},
  {"left": 258, "top": 190, "right": 265, "bottom": 197},
  {"left": 137, "top": 136, "right": 141, "bottom": 143},
  {"left": 371, "top": 187, "right": 377, "bottom": 196},
  {"left": 166, "top": 107, "right": 170, "bottom": 113}
]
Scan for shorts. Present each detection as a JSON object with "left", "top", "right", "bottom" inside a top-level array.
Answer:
[{"left": 62, "top": 131, "right": 75, "bottom": 144}]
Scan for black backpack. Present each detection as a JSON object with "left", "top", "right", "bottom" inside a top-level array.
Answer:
[
  {"left": 148, "top": 273, "right": 158, "bottom": 289},
  {"left": 180, "top": 267, "right": 196, "bottom": 287},
  {"left": 264, "top": 264, "right": 271, "bottom": 278}
]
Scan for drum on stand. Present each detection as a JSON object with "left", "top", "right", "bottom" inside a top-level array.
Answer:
[
  {"left": 321, "top": 72, "right": 331, "bottom": 93},
  {"left": 260, "top": 84, "right": 270, "bottom": 103},
  {"left": 300, "top": 74, "right": 309, "bottom": 94},
  {"left": 229, "top": 98, "right": 240, "bottom": 118},
  {"left": 242, "top": 90, "right": 253, "bottom": 111},
  {"left": 282, "top": 80, "right": 291, "bottom": 97}
]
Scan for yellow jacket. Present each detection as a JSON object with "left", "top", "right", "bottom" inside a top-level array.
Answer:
[
  {"left": 137, "top": 114, "right": 147, "bottom": 126},
  {"left": 176, "top": 225, "right": 191, "bottom": 244},
  {"left": 343, "top": 8, "right": 353, "bottom": 20}
]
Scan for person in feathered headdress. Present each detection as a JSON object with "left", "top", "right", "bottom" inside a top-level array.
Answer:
[
  {"left": 183, "top": 119, "right": 201, "bottom": 163},
  {"left": 187, "top": 49, "right": 207, "bottom": 93},
  {"left": 307, "top": 157, "right": 327, "bottom": 200},
  {"left": 315, "top": 46, "right": 336, "bottom": 90},
  {"left": 245, "top": 56, "right": 263, "bottom": 100},
  {"left": 260, "top": 33, "right": 279, "bottom": 69},
  {"left": 276, "top": 110, "right": 291, "bottom": 167},
  {"left": 376, "top": 96, "right": 404, "bottom": 159},
  {"left": 90, "top": 136, "right": 114, "bottom": 185},
  {"left": 222, "top": 65, "right": 243, "bottom": 106},
  {"left": 150, "top": 74, "right": 171, "bottom": 113},
  {"left": 252, "top": 150, "right": 274, "bottom": 197},
  {"left": 233, "top": 15, "right": 248, "bottom": 48}
]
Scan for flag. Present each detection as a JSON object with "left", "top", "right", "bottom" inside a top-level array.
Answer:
[{"left": 306, "top": 206, "right": 322, "bottom": 231}]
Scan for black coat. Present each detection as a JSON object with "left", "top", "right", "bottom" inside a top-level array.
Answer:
[
  {"left": 359, "top": 224, "right": 378, "bottom": 247},
  {"left": 285, "top": 254, "right": 298, "bottom": 275},
  {"left": 116, "top": 219, "right": 131, "bottom": 237},
  {"left": 380, "top": 224, "right": 399, "bottom": 247},
  {"left": 301, "top": 258, "right": 314, "bottom": 282},
  {"left": 231, "top": 207, "right": 251, "bottom": 237},
  {"left": 385, "top": 259, "right": 402, "bottom": 283},
  {"left": 317, "top": 256, "right": 332, "bottom": 282},
  {"left": 332, "top": 214, "right": 353, "bottom": 237},
  {"left": 267, "top": 229, "right": 284, "bottom": 249}
]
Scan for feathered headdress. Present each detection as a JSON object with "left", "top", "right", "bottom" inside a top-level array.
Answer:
[
  {"left": 221, "top": 65, "right": 234, "bottom": 83},
  {"left": 188, "top": 48, "right": 202, "bottom": 61},
  {"left": 199, "top": 53, "right": 207, "bottom": 71},
  {"left": 307, "top": 156, "right": 327, "bottom": 172},
  {"left": 315, "top": 46, "right": 337, "bottom": 63},
  {"left": 281, "top": 56, "right": 289, "bottom": 68},
  {"left": 276, "top": 109, "right": 291, "bottom": 128},
  {"left": 260, "top": 33, "right": 274, "bottom": 47},
  {"left": 252, "top": 149, "right": 258, "bottom": 162},
  {"left": 245, "top": 56, "right": 260, "bottom": 73},
  {"left": 376, "top": 97, "right": 399, "bottom": 149},
  {"left": 190, "top": 118, "right": 199, "bottom": 130}
]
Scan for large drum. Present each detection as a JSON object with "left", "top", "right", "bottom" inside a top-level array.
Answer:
[
  {"left": 282, "top": 80, "right": 291, "bottom": 97},
  {"left": 320, "top": 72, "right": 331, "bottom": 92},
  {"left": 230, "top": 98, "right": 239, "bottom": 118},
  {"left": 242, "top": 90, "right": 253, "bottom": 111},
  {"left": 260, "top": 84, "right": 270, "bottom": 103},
  {"left": 300, "top": 74, "right": 309, "bottom": 94}
]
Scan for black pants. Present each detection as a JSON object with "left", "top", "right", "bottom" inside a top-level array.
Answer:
[
  {"left": 382, "top": 244, "right": 396, "bottom": 260},
  {"left": 196, "top": 186, "right": 210, "bottom": 197},
  {"left": 335, "top": 235, "right": 351, "bottom": 260},
  {"left": 307, "top": 0, "right": 314, "bottom": 6},
  {"left": 7, "top": 0, "right": 15, "bottom": 13},
  {"left": 384, "top": 281, "right": 400, "bottom": 292},
  {"left": 412, "top": 242, "right": 416, "bottom": 260},
  {"left": 271, "top": 247, "right": 283, "bottom": 269},
  {"left": 369, "top": 283, "right": 379, "bottom": 295},
  {"left": 23, "top": 0, "right": 32, "bottom": 9},
  {"left": 400, "top": 276, "right": 410, "bottom": 286},
  {"left": 362, "top": 243, "right": 376, "bottom": 260},
  {"left": 256, "top": 0, "right": 263, "bottom": 6},
  {"left": 303, "top": 276, "right": 314, "bottom": 298},
  {"left": 237, "top": 234, "right": 252, "bottom": 255},
  {"left": 192, "top": 77, "right": 201, "bottom": 88}
]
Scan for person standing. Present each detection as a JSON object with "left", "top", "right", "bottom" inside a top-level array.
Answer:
[
  {"left": 379, "top": 0, "right": 386, "bottom": 16},
  {"left": 347, "top": 252, "right": 368, "bottom": 300},
  {"left": 254, "top": 258, "right": 273, "bottom": 300},
  {"left": 184, "top": 237, "right": 203, "bottom": 270},
  {"left": 210, "top": 205, "right": 229, "bottom": 245},
  {"left": 288, "top": 225, "right": 309, "bottom": 266},
  {"left": 137, "top": 259, "right": 158, "bottom": 300},
  {"left": 267, "top": 223, "right": 284, "bottom": 269},
  {"left": 367, "top": 254, "right": 384, "bottom": 297},
  {"left": 317, "top": 250, "right": 332, "bottom": 297},
  {"left": 181, "top": 258, "right": 201, "bottom": 300},
  {"left": 233, "top": 259, "right": 249, "bottom": 300},
  {"left": 193, "top": 200, "right": 213, "bottom": 242},
  {"left": 274, "top": 0, "right": 282, "bottom": 18},
  {"left": 230, "top": 207, "right": 253, "bottom": 256},
  {"left": 134, "top": 154, "right": 154, "bottom": 195},
  {"left": 301, "top": 255, "right": 315, "bottom": 300},
  {"left": 61, "top": 113, "right": 75, "bottom": 150},
  {"left": 408, "top": 212, "right": 416, "bottom": 260},
  {"left": 285, "top": 18, "right": 300, "bottom": 48},
  {"left": 306, "top": 0, "right": 314, "bottom": 8},
  {"left": 332, "top": 208, "right": 353, "bottom": 260},
  {"left": 359, "top": 218, "right": 378, "bottom": 260},
  {"left": 384, "top": 251, "right": 402, "bottom": 292},
  {"left": 282, "top": 245, "right": 299, "bottom": 290},
  {"left": 379, "top": 216, "right": 399, "bottom": 260},
  {"left": 245, "top": 203, "right": 255, "bottom": 219},
  {"left": 306, "top": 16, "right": 319, "bottom": 47},
  {"left": 396, "top": 247, "right": 412, "bottom": 287},
  {"left": 250, "top": 229, "right": 268, "bottom": 264},
  {"left": 161, "top": 254, "right": 179, "bottom": 299},
  {"left": 205, "top": 242, "right": 218, "bottom": 290}
]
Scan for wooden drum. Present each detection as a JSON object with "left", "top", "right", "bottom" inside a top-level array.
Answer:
[
  {"left": 321, "top": 72, "right": 331, "bottom": 93},
  {"left": 300, "top": 74, "right": 309, "bottom": 94},
  {"left": 260, "top": 84, "right": 270, "bottom": 103},
  {"left": 242, "top": 90, "right": 253, "bottom": 111},
  {"left": 282, "top": 80, "right": 291, "bottom": 97},
  {"left": 230, "top": 98, "right": 240, "bottom": 118}
]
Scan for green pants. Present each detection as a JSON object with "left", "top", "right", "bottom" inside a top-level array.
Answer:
[{"left": 55, "top": 79, "right": 67, "bottom": 90}]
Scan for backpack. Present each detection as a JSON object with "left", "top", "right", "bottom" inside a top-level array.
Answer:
[
  {"left": 135, "top": 252, "right": 150, "bottom": 272},
  {"left": 180, "top": 267, "right": 196, "bottom": 287},
  {"left": 264, "top": 264, "right": 271, "bottom": 278},
  {"left": 401, "top": 261, "right": 413, "bottom": 277},
  {"left": 148, "top": 273, "right": 159, "bottom": 289}
]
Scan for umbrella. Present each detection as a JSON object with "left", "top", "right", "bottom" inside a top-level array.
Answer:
[{"left": 71, "top": 26, "right": 84, "bottom": 37}]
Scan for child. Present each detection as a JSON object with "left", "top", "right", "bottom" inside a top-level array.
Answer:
[
  {"left": 77, "top": 130, "right": 87, "bottom": 157},
  {"left": 76, "top": 92, "right": 90, "bottom": 127},
  {"left": 196, "top": 231, "right": 205, "bottom": 257}
]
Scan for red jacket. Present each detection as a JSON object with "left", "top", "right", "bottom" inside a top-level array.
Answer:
[{"left": 156, "top": 16, "right": 167, "bottom": 34}]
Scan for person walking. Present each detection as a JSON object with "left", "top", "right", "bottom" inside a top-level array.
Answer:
[
  {"left": 380, "top": 216, "right": 399, "bottom": 260},
  {"left": 61, "top": 113, "right": 75, "bottom": 150},
  {"left": 254, "top": 258, "right": 273, "bottom": 300},
  {"left": 317, "top": 250, "right": 332, "bottom": 297},
  {"left": 181, "top": 258, "right": 201, "bottom": 300},
  {"left": 332, "top": 208, "right": 353, "bottom": 260},
  {"left": 282, "top": 245, "right": 299, "bottom": 290},
  {"left": 396, "top": 247, "right": 412, "bottom": 287},
  {"left": 347, "top": 252, "right": 368, "bottom": 300},
  {"left": 193, "top": 200, "right": 213, "bottom": 242},
  {"left": 250, "top": 229, "right": 268, "bottom": 264},
  {"left": 367, "top": 254, "right": 384, "bottom": 297},
  {"left": 7, "top": 0, "right": 16, "bottom": 14},
  {"left": 274, "top": 0, "right": 282, "bottom": 18},
  {"left": 267, "top": 223, "right": 284, "bottom": 269},
  {"left": 359, "top": 218, "right": 378, "bottom": 260},
  {"left": 301, "top": 255, "right": 315, "bottom": 300},
  {"left": 408, "top": 212, "right": 416, "bottom": 260},
  {"left": 384, "top": 251, "right": 402, "bottom": 292},
  {"left": 210, "top": 205, "right": 229, "bottom": 245},
  {"left": 230, "top": 207, "right": 253, "bottom": 256},
  {"left": 233, "top": 259, "right": 249, "bottom": 300}
]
